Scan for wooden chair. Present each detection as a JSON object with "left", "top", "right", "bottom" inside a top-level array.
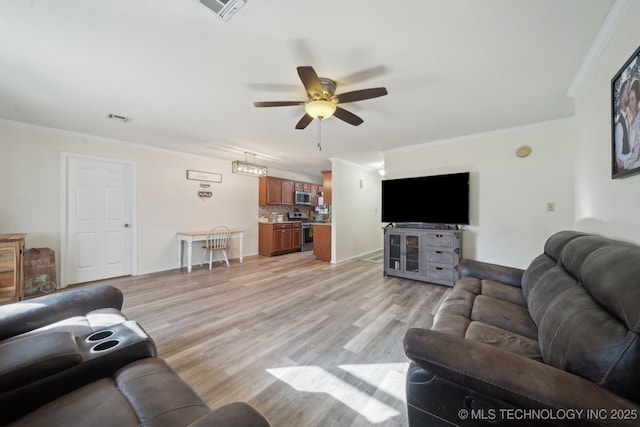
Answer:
[{"left": 201, "top": 226, "right": 230, "bottom": 269}]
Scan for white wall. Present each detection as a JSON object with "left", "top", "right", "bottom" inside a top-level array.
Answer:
[
  {"left": 574, "top": 1, "right": 640, "bottom": 244},
  {"left": 5, "top": 2, "right": 640, "bottom": 278},
  {"left": 0, "top": 119, "right": 261, "bottom": 280},
  {"left": 331, "top": 158, "right": 384, "bottom": 263},
  {"left": 383, "top": 120, "right": 576, "bottom": 268}
]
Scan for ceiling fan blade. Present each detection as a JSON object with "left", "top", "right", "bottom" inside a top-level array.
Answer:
[
  {"left": 295, "top": 114, "right": 314, "bottom": 129},
  {"left": 335, "top": 87, "right": 388, "bottom": 104},
  {"left": 338, "top": 66, "right": 388, "bottom": 86},
  {"left": 253, "top": 101, "right": 304, "bottom": 107},
  {"left": 297, "top": 66, "right": 323, "bottom": 99},
  {"left": 333, "top": 107, "right": 363, "bottom": 126}
]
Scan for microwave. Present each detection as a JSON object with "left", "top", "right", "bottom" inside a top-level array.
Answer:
[{"left": 295, "top": 191, "right": 312, "bottom": 205}]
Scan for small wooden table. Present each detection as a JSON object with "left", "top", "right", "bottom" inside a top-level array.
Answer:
[{"left": 177, "top": 230, "right": 244, "bottom": 273}]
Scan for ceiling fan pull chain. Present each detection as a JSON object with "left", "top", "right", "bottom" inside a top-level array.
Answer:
[{"left": 317, "top": 118, "right": 322, "bottom": 151}]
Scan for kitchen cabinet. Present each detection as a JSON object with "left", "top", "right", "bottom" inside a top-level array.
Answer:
[
  {"left": 0, "top": 233, "right": 26, "bottom": 304},
  {"left": 259, "top": 176, "right": 321, "bottom": 206},
  {"left": 313, "top": 224, "right": 331, "bottom": 262},
  {"left": 259, "top": 177, "right": 282, "bottom": 205},
  {"left": 259, "top": 222, "right": 301, "bottom": 256},
  {"left": 282, "top": 179, "right": 295, "bottom": 205},
  {"left": 322, "top": 171, "right": 332, "bottom": 205},
  {"left": 310, "top": 184, "right": 319, "bottom": 206},
  {"left": 295, "top": 182, "right": 311, "bottom": 192},
  {"left": 291, "top": 225, "right": 301, "bottom": 251},
  {"left": 383, "top": 227, "right": 462, "bottom": 286}
]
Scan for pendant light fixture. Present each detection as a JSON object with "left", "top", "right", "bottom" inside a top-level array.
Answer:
[{"left": 232, "top": 152, "right": 268, "bottom": 177}]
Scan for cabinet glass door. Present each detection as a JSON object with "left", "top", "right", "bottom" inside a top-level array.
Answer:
[
  {"left": 388, "top": 234, "right": 401, "bottom": 271},
  {"left": 405, "top": 234, "right": 420, "bottom": 273}
]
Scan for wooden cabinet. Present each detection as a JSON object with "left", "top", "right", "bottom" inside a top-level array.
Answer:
[
  {"left": 294, "top": 182, "right": 311, "bottom": 192},
  {"left": 384, "top": 227, "right": 461, "bottom": 287},
  {"left": 322, "top": 171, "right": 332, "bottom": 205},
  {"left": 259, "top": 177, "right": 282, "bottom": 205},
  {"left": 310, "top": 184, "right": 319, "bottom": 206},
  {"left": 282, "top": 179, "right": 295, "bottom": 205},
  {"left": 313, "top": 224, "right": 331, "bottom": 262},
  {"left": 291, "top": 225, "right": 301, "bottom": 251},
  {"left": 259, "top": 176, "right": 321, "bottom": 206},
  {"left": 0, "top": 234, "right": 26, "bottom": 304},
  {"left": 259, "top": 223, "right": 301, "bottom": 256}
]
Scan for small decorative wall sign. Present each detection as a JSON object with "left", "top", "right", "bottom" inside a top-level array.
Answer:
[{"left": 186, "top": 169, "right": 222, "bottom": 183}]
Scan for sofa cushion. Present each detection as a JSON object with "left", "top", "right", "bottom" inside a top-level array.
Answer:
[
  {"left": 535, "top": 241, "right": 640, "bottom": 403},
  {"left": 465, "top": 322, "right": 541, "bottom": 360},
  {"left": 520, "top": 230, "right": 587, "bottom": 301},
  {"left": 8, "top": 358, "right": 271, "bottom": 427},
  {"left": 470, "top": 295, "right": 536, "bottom": 340},
  {"left": 432, "top": 277, "right": 539, "bottom": 359}
]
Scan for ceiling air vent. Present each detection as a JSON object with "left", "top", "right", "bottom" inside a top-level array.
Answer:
[
  {"left": 194, "top": 0, "right": 246, "bottom": 22},
  {"left": 107, "top": 113, "right": 133, "bottom": 124}
]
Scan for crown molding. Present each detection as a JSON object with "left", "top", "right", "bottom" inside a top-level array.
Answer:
[{"left": 567, "top": 0, "right": 634, "bottom": 98}]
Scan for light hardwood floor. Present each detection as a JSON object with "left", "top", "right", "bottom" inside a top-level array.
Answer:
[{"left": 88, "top": 251, "right": 451, "bottom": 427}]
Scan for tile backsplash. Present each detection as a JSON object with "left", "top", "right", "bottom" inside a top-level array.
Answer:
[{"left": 259, "top": 205, "right": 312, "bottom": 222}]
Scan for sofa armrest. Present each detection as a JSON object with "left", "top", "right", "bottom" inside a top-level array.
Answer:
[
  {"left": 403, "top": 328, "right": 640, "bottom": 422},
  {"left": 459, "top": 259, "right": 524, "bottom": 287},
  {"left": 0, "top": 285, "right": 124, "bottom": 341},
  {"left": 0, "top": 331, "right": 81, "bottom": 394}
]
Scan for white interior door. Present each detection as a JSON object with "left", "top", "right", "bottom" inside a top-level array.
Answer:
[{"left": 64, "top": 155, "right": 133, "bottom": 285}]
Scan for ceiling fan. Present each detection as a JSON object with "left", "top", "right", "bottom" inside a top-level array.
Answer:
[{"left": 253, "top": 66, "right": 388, "bottom": 130}]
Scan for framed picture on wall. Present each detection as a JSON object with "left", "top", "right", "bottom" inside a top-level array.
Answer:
[{"left": 612, "top": 44, "right": 640, "bottom": 179}]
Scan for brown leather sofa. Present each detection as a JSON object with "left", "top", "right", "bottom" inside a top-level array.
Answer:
[
  {"left": 403, "top": 231, "right": 640, "bottom": 426},
  {"left": 0, "top": 285, "right": 270, "bottom": 426}
]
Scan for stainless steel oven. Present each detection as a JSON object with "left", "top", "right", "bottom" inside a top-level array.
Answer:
[
  {"left": 301, "top": 223, "right": 313, "bottom": 251},
  {"left": 288, "top": 212, "right": 313, "bottom": 251}
]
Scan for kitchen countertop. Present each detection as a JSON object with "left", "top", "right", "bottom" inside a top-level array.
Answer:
[{"left": 258, "top": 220, "right": 331, "bottom": 224}]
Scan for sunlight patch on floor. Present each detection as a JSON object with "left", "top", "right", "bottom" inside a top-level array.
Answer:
[
  {"left": 338, "top": 362, "right": 407, "bottom": 402},
  {"left": 266, "top": 362, "right": 407, "bottom": 423}
]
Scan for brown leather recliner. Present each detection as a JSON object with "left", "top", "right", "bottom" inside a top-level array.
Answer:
[
  {"left": 404, "top": 231, "right": 640, "bottom": 426},
  {"left": 0, "top": 285, "right": 271, "bottom": 426},
  {"left": 8, "top": 357, "right": 270, "bottom": 427}
]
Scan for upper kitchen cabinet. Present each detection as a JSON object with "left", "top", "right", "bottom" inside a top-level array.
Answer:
[
  {"left": 259, "top": 176, "right": 323, "bottom": 206},
  {"left": 322, "top": 171, "right": 332, "bottom": 205},
  {"left": 295, "top": 182, "right": 311, "bottom": 192},
  {"left": 259, "top": 176, "right": 282, "bottom": 205},
  {"left": 282, "top": 179, "right": 295, "bottom": 205}
]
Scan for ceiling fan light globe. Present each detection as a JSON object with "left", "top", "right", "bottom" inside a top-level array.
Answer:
[{"left": 304, "top": 100, "right": 337, "bottom": 119}]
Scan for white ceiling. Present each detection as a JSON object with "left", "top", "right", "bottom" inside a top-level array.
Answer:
[{"left": 0, "top": 0, "right": 618, "bottom": 176}]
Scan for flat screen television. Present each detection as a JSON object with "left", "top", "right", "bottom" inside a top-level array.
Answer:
[{"left": 381, "top": 172, "right": 470, "bottom": 226}]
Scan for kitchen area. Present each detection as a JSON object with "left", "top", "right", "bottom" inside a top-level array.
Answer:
[{"left": 257, "top": 172, "right": 332, "bottom": 262}]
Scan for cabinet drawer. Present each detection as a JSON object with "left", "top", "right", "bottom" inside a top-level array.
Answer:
[
  {"left": 0, "top": 249, "right": 14, "bottom": 272},
  {"left": 423, "top": 233, "right": 455, "bottom": 248},
  {"left": 424, "top": 249, "right": 455, "bottom": 265},
  {"left": 273, "top": 223, "right": 289, "bottom": 231},
  {"left": 424, "top": 263, "right": 455, "bottom": 282}
]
